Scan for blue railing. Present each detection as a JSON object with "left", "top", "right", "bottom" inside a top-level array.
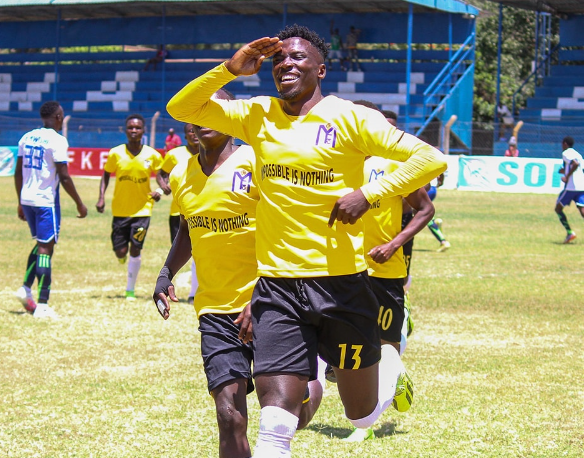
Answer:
[{"left": 415, "top": 32, "right": 475, "bottom": 136}]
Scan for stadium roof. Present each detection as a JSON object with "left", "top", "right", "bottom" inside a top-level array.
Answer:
[
  {"left": 486, "top": 1, "right": 584, "bottom": 16},
  {"left": 0, "top": 0, "right": 479, "bottom": 22}
]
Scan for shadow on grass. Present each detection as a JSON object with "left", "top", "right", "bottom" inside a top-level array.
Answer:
[{"left": 306, "top": 420, "right": 401, "bottom": 439}]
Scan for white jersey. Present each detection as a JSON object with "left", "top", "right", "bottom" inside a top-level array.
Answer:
[
  {"left": 18, "top": 127, "right": 69, "bottom": 207},
  {"left": 562, "top": 147, "right": 584, "bottom": 191}
]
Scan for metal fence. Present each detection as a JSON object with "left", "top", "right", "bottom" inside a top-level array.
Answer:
[{"left": 2, "top": 113, "right": 582, "bottom": 158}]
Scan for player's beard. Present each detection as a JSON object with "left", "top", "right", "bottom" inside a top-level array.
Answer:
[{"left": 278, "top": 88, "right": 301, "bottom": 101}]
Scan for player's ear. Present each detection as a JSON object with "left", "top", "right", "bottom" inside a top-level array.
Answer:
[{"left": 318, "top": 63, "right": 326, "bottom": 80}]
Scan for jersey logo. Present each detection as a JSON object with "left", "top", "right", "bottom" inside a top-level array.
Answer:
[
  {"left": 316, "top": 124, "right": 337, "bottom": 148},
  {"left": 143, "top": 159, "right": 152, "bottom": 169},
  {"left": 232, "top": 171, "right": 252, "bottom": 193},
  {"left": 368, "top": 169, "right": 384, "bottom": 182}
]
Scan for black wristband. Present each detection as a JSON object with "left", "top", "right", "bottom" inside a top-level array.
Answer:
[{"left": 159, "top": 265, "right": 174, "bottom": 281}]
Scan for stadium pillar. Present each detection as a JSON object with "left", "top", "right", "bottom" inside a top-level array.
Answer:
[
  {"left": 448, "top": 13, "right": 453, "bottom": 61},
  {"left": 405, "top": 3, "right": 413, "bottom": 134},
  {"left": 53, "top": 9, "right": 62, "bottom": 101},
  {"left": 162, "top": 5, "right": 167, "bottom": 122},
  {"left": 494, "top": 3, "right": 503, "bottom": 143}
]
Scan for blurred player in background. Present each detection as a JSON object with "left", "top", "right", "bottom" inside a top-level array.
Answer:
[
  {"left": 14, "top": 101, "right": 88, "bottom": 318},
  {"left": 156, "top": 123, "right": 200, "bottom": 303},
  {"left": 96, "top": 113, "right": 163, "bottom": 300},
  {"left": 555, "top": 136, "right": 584, "bottom": 244},
  {"left": 426, "top": 173, "right": 450, "bottom": 252}
]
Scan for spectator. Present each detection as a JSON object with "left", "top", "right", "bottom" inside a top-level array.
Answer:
[
  {"left": 328, "top": 20, "right": 346, "bottom": 71},
  {"left": 143, "top": 45, "right": 167, "bottom": 71},
  {"left": 497, "top": 102, "right": 514, "bottom": 140},
  {"left": 164, "top": 127, "right": 182, "bottom": 153},
  {"left": 345, "top": 25, "right": 362, "bottom": 71},
  {"left": 504, "top": 136, "right": 519, "bottom": 157}
]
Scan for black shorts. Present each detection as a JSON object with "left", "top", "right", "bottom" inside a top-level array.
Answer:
[
  {"left": 251, "top": 272, "right": 381, "bottom": 379},
  {"left": 169, "top": 215, "right": 180, "bottom": 243},
  {"left": 111, "top": 217, "right": 150, "bottom": 251},
  {"left": 199, "top": 312, "right": 254, "bottom": 394},
  {"left": 369, "top": 277, "right": 405, "bottom": 343},
  {"left": 401, "top": 211, "right": 414, "bottom": 277}
]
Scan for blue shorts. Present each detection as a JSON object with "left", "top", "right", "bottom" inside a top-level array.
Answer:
[
  {"left": 22, "top": 205, "right": 61, "bottom": 243},
  {"left": 427, "top": 185, "right": 437, "bottom": 201},
  {"left": 557, "top": 190, "right": 584, "bottom": 208}
]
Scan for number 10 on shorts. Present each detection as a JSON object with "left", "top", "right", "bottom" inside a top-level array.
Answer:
[{"left": 338, "top": 343, "right": 363, "bottom": 369}]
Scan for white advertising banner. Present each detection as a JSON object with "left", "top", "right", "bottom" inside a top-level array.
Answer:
[{"left": 457, "top": 156, "right": 563, "bottom": 194}]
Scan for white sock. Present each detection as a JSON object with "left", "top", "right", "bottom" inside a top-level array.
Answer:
[
  {"left": 253, "top": 406, "right": 298, "bottom": 458},
  {"left": 348, "top": 401, "right": 381, "bottom": 429},
  {"left": 126, "top": 255, "right": 141, "bottom": 292},
  {"left": 378, "top": 344, "right": 405, "bottom": 411},
  {"left": 316, "top": 356, "right": 327, "bottom": 392},
  {"left": 400, "top": 309, "right": 409, "bottom": 356},
  {"left": 189, "top": 260, "right": 198, "bottom": 297}
]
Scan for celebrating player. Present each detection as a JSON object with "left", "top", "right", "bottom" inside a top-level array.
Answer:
[{"left": 166, "top": 25, "right": 446, "bottom": 457}]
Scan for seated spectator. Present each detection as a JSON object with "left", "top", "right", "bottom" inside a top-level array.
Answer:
[
  {"left": 504, "top": 136, "right": 519, "bottom": 157},
  {"left": 143, "top": 45, "right": 167, "bottom": 71}
]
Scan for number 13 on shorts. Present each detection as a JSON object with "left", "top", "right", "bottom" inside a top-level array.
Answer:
[{"left": 338, "top": 343, "right": 363, "bottom": 369}]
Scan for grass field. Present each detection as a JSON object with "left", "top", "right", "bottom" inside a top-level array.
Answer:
[{"left": 1, "top": 176, "right": 583, "bottom": 458}]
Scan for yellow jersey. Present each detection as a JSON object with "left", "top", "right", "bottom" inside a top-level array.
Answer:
[
  {"left": 169, "top": 145, "right": 258, "bottom": 317},
  {"left": 161, "top": 145, "right": 197, "bottom": 216},
  {"left": 167, "top": 63, "right": 446, "bottom": 278},
  {"left": 363, "top": 157, "right": 407, "bottom": 279},
  {"left": 104, "top": 144, "right": 162, "bottom": 217}
]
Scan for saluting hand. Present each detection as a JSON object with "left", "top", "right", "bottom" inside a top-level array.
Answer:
[{"left": 225, "top": 37, "right": 283, "bottom": 76}]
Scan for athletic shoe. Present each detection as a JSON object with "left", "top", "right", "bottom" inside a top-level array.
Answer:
[
  {"left": 125, "top": 290, "right": 136, "bottom": 301},
  {"left": 33, "top": 303, "right": 59, "bottom": 319},
  {"left": 15, "top": 286, "right": 37, "bottom": 314},
  {"left": 392, "top": 371, "right": 414, "bottom": 412},
  {"left": 187, "top": 296, "right": 194, "bottom": 305},
  {"left": 563, "top": 232, "right": 577, "bottom": 244},
  {"left": 343, "top": 427, "right": 374, "bottom": 442},
  {"left": 404, "top": 292, "right": 414, "bottom": 337},
  {"left": 325, "top": 364, "right": 337, "bottom": 383},
  {"left": 434, "top": 217, "right": 443, "bottom": 230},
  {"left": 118, "top": 255, "right": 128, "bottom": 264},
  {"left": 437, "top": 240, "right": 451, "bottom": 252}
]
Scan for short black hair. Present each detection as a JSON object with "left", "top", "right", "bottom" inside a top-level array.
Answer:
[
  {"left": 39, "top": 101, "right": 61, "bottom": 119},
  {"left": 383, "top": 110, "right": 398, "bottom": 121},
  {"left": 125, "top": 113, "right": 145, "bottom": 126},
  {"left": 277, "top": 24, "right": 328, "bottom": 60},
  {"left": 563, "top": 136, "right": 575, "bottom": 148},
  {"left": 353, "top": 99, "right": 381, "bottom": 113}
]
